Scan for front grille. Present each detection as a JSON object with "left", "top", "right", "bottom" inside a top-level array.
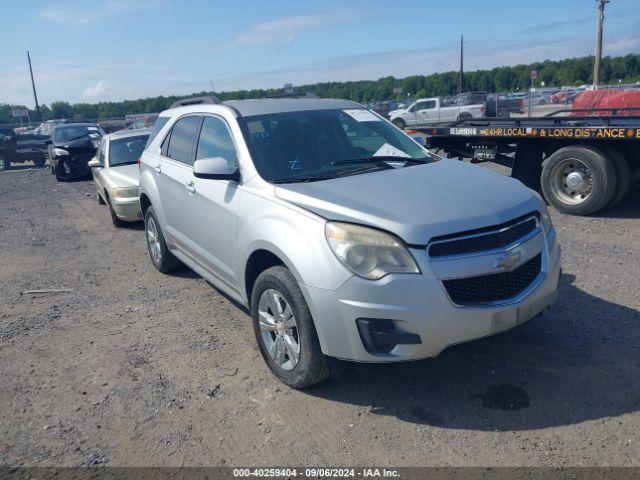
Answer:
[
  {"left": 443, "top": 253, "right": 542, "bottom": 306},
  {"left": 429, "top": 215, "right": 538, "bottom": 258}
]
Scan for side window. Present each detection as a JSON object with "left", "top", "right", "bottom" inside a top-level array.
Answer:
[
  {"left": 165, "top": 116, "right": 201, "bottom": 165},
  {"left": 417, "top": 101, "right": 436, "bottom": 110},
  {"left": 196, "top": 116, "right": 238, "bottom": 167},
  {"left": 145, "top": 116, "right": 170, "bottom": 148}
]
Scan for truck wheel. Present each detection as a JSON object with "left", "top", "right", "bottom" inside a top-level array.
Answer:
[
  {"left": 601, "top": 147, "right": 631, "bottom": 208},
  {"left": 497, "top": 110, "right": 510, "bottom": 118},
  {"left": 392, "top": 118, "right": 406, "bottom": 129},
  {"left": 0, "top": 156, "right": 10, "bottom": 170},
  {"left": 251, "top": 266, "right": 329, "bottom": 389},
  {"left": 144, "top": 206, "right": 182, "bottom": 273},
  {"left": 456, "top": 112, "right": 472, "bottom": 121},
  {"left": 541, "top": 145, "right": 616, "bottom": 216}
]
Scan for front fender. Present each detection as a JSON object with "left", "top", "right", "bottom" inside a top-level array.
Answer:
[{"left": 237, "top": 196, "right": 352, "bottom": 301}]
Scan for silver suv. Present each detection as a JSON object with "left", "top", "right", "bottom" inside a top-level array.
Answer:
[{"left": 139, "top": 96, "right": 561, "bottom": 388}]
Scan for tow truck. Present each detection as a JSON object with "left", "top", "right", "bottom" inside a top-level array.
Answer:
[{"left": 415, "top": 108, "right": 640, "bottom": 215}]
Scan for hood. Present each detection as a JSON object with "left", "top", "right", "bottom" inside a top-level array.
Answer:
[
  {"left": 274, "top": 160, "right": 540, "bottom": 245},
  {"left": 388, "top": 109, "right": 404, "bottom": 117},
  {"left": 107, "top": 163, "right": 140, "bottom": 187}
]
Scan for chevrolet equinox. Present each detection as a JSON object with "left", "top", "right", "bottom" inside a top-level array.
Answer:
[{"left": 138, "top": 95, "right": 561, "bottom": 388}]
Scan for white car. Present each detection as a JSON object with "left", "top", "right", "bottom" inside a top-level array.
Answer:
[
  {"left": 389, "top": 97, "right": 485, "bottom": 128},
  {"left": 88, "top": 128, "right": 150, "bottom": 226}
]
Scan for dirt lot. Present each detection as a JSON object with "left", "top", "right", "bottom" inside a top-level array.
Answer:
[{"left": 1, "top": 165, "right": 639, "bottom": 467}]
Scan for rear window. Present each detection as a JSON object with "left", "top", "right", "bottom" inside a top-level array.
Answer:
[{"left": 145, "top": 117, "right": 170, "bottom": 148}]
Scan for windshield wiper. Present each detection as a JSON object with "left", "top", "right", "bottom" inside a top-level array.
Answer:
[
  {"left": 271, "top": 174, "right": 338, "bottom": 184},
  {"left": 63, "top": 133, "right": 91, "bottom": 143},
  {"left": 331, "top": 155, "right": 428, "bottom": 165}
]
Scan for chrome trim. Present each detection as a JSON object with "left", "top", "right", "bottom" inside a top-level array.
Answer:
[
  {"left": 427, "top": 214, "right": 540, "bottom": 261},
  {"left": 429, "top": 214, "right": 550, "bottom": 309}
]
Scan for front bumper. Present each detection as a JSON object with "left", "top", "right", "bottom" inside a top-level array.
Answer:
[
  {"left": 111, "top": 197, "right": 143, "bottom": 222},
  {"left": 302, "top": 228, "right": 561, "bottom": 362},
  {"left": 57, "top": 156, "right": 92, "bottom": 178}
]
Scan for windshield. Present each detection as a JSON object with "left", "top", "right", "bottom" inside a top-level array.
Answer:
[
  {"left": 53, "top": 125, "right": 104, "bottom": 143},
  {"left": 241, "top": 108, "right": 430, "bottom": 183},
  {"left": 109, "top": 135, "right": 149, "bottom": 167}
]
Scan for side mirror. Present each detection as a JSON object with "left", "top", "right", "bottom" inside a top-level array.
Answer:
[
  {"left": 88, "top": 158, "right": 101, "bottom": 168},
  {"left": 411, "top": 135, "right": 426, "bottom": 147},
  {"left": 193, "top": 157, "right": 240, "bottom": 182}
]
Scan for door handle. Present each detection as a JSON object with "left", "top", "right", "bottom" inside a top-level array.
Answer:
[
  {"left": 153, "top": 164, "right": 161, "bottom": 174},
  {"left": 186, "top": 181, "right": 196, "bottom": 194}
]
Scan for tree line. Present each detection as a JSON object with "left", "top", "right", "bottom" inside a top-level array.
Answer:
[{"left": 2, "top": 53, "right": 640, "bottom": 124}]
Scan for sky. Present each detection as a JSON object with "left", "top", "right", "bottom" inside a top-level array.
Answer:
[{"left": 1, "top": 0, "right": 639, "bottom": 107}]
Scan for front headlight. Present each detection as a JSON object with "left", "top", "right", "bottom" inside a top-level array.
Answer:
[
  {"left": 325, "top": 222, "right": 420, "bottom": 280},
  {"left": 540, "top": 203, "right": 552, "bottom": 232},
  {"left": 53, "top": 147, "right": 69, "bottom": 157},
  {"left": 111, "top": 186, "right": 139, "bottom": 199}
]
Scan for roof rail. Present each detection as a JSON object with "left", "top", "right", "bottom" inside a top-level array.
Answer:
[
  {"left": 169, "top": 95, "right": 221, "bottom": 109},
  {"left": 265, "top": 91, "right": 320, "bottom": 99}
]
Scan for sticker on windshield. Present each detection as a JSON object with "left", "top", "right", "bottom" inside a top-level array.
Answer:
[
  {"left": 343, "top": 109, "right": 380, "bottom": 122},
  {"left": 373, "top": 143, "right": 411, "bottom": 158}
]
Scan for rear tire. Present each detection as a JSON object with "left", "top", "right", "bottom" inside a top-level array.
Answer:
[
  {"left": 144, "top": 206, "right": 181, "bottom": 273},
  {"left": 0, "top": 156, "right": 10, "bottom": 170},
  {"left": 601, "top": 147, "right": 631, "bottom": 208},
  {"left": 541, "top": 145, "right": 616, "bottom": 216},
  {"left": 251, "top": 266, "right": 329, "bottom": 389},
  {"left": 456, "top": 112, "right": 472, "bottom": 121}
]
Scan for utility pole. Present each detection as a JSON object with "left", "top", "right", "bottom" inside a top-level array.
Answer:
[
  {"left": 27, "top": 51, "right": 41, "bottom": 122},
  {"left": 459, "top": 35, "right": 464, "bottom": 95},
  {"left": 593, "top": 0, "right": 610, "bottom": 89}
]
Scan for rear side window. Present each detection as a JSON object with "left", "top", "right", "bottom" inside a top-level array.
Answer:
[
  {"left": 196, "top": 116, "right": 238, "bottom": 166},
  {"left": 165, "top": 116, "right": 201, "bottom": 165},
  {"left": 145, "top": 116, "right": 170, "bottom": 148}
]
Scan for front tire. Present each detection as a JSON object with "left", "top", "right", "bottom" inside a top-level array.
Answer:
[
  {"left": 144, "top": 206, "right": 181, "bottom": 273},
  {"left": 107, "top": 196, "right": 125, "bottom": 228},
  {"left": 0, "top": 156, "right": 10, "bottom": 170},
  {"left": 251, "top": 266, "right": 329, "bottom": 389},
  {"left": 392, "top": 118, "right": 406, "bottom": 129}
]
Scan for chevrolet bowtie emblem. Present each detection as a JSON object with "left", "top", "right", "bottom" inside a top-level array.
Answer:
[{"left": 494, "top": 250, "right": 522, "bottom": 270}]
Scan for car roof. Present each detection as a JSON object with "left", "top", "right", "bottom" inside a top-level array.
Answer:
[
  {"left": 106, "top": 127, "right": 151, "bottom": 141},
  {"left": 163, "top": 97, "right": 363, "bottom": 118}
]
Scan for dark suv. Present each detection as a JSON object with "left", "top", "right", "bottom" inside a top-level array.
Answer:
[{"left": 49, "top": 123, "right": 105, "bottom": 180}]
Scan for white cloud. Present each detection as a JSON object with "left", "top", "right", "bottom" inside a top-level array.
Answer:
[
  {"left": 233, "top": 11, "right": 363, "bottom": 46},
  {"left": 82, "top": 81, "right": 109, "bottom": 99},
  {"left": 39, "top": 0, "right": 159, "bottom": 27}
]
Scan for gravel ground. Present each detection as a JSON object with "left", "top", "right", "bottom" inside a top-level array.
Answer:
[{"left": 0, "top": 165, "right": 639, "bottom": 467}]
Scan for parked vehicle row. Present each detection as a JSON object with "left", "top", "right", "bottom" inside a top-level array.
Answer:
[{"left": 35, "top": 95, "right": 563, "bottom": 389}]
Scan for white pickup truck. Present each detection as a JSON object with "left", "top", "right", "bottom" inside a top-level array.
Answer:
[{"left": 388, "top": 97, "right": 485, "bottom": 129}]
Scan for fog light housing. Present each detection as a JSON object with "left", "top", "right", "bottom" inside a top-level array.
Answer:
[{"left": 356, "top": 318, "right": 421, "bottom": 354}]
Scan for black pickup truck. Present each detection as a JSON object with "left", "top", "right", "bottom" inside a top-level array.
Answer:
[
  {"left": 453, "top": 91, "right": 524, "bottom": 118},
  {"left": 0, "top": 127, "right": 49, "bottom": 170},
  {"left": 416, "top": 108, "right": 640, "bottom": 216}
]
